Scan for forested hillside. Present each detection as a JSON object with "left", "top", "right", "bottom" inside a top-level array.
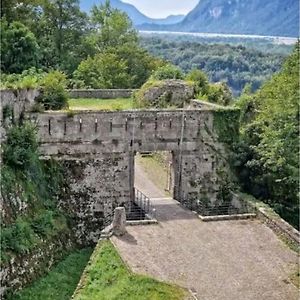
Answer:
[{"left": 141, "top": 37, "right": 287, "bottom": 95}]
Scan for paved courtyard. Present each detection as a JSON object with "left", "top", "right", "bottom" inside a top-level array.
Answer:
[{"left": 111, "top": 162, "right": 299, "bottom": 300}]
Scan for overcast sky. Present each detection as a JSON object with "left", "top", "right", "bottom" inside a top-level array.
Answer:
[{"left": 122, "top": 0, "right": 199, "bottom": 18}]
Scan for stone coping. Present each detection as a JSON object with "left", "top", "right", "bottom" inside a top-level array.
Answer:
[
  {"left": 126, "top": 219, "right": 158, "bottom": 226},
  {"left": 198, "top": 213, "right": 256, "bottom": 222}
]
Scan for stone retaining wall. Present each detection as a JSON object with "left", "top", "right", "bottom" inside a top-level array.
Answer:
[
  {"left": 235, "top": 192, "right": 300, "bottom": 247},
  {"left": 0, "top": 232, "right": 76, "bottom": 296}
]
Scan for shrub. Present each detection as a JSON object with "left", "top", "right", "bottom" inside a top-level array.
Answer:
[
  {"left": 0, "top": 68, "right": 45, "bottom": 90},
  {"left": 39, "top": 71, "right": 69, "bottom": 110},
  {"left": 186, "top": 69, "right": 209, "bottom": 96},
  {"left": 32, "top": 211, "right": 55, "bottom": 237},
  {"left": 207, "top": 82, "right": 232, "bottom": 106},
  {"left": 2, "top": 123, "right": 38, "bottom": 171},
  {"left": 150, "top": 64, "right": 184, "bottom": 81},
  {"left": 1, "top": 218, "right": 36, "bottom": 255}
]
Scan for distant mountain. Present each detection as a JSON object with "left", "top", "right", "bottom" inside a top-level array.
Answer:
[
  {"left": 139, "top": 0, "right": 299, "bottom": 37},
  {"left": 80, "top": 0, "right": 185, "bottom": 25}
]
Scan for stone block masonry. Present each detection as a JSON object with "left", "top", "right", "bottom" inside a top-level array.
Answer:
[
  {"left": 59, "top": 155, "right": 132, "bottom": 245},
  {"left": 28, "top": 107, "right": 237, "bottom": 243}
]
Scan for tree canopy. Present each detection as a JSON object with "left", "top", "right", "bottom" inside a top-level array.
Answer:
[
  {"left": 234, "top": 42, "right": 299, "bottom": 228},
  {"left": 1, "top": 21, "right": 39, "bottom": 73}
]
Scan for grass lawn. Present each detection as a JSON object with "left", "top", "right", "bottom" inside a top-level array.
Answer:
[
  {"left": 68, "top": 98, "right": 134, "bottom": 111},
  {"left": 73, "top": 241, "right": 187, "bottom": 300},
  {"left": 9, "top": 248, "right": 92, "bottom": 300},
  {"left": 136, "top": 153, "right": 171, "bottom": 197}
]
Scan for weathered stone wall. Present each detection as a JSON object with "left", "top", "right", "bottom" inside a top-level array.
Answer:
[
  {"left": 0, "top": 232, "right": 76, "bottom": 296},
  {"left": 68, "top": 89, "right": 135, "bottom": 99},
  {"left": 135, "top": 80, "right": 194, "bottom": 108},
  {"left": 0, "top": 89, "right": 39, "bottom": 144},
  {"left": 30, "top": 110, "right": 211, "bottom": 155},
  {"left": 0, "top": 89, "right": 39, "bottom": 120},
  {"left": 28, "top": 107, "right": 237, "bottom": 242},
  {"left": 59, "top": 156, "right": 132, "bottom": 245}
]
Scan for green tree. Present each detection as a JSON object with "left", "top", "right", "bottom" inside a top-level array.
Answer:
[
  {"left": 1, "top": 21, "right": 39, "bottom": 73},
  {"left": 74, "top": 0, "right": 161, "bottom": 89},
  {"left": 1, "top": 0, "right": 43, "bottom": 26},
  {"left": 38, "top": 0, "right": 89, "bottom": 73},
  {"left": 2, "top": 123, "right": 39, "bottom": 170},
  {"left": 115, "top": 44, "right": 164, "bottom": 88},
  {"left": 89, "top": 0, "right": 138, "bottom": 51},
  {"left": 234, "top": 42, "right": 299, "bottom": 228},
  {"left": 74, "top": 53, "right": 130, "bottom": 89}
]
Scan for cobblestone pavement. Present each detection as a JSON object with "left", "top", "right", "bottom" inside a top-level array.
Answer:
[{"left": 111, "top": 162, "right": 299, "bottom": 300}]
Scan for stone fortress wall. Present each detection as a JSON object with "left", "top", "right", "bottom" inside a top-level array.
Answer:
[
  {"left": 0, "top": 88, "right": 237, "bottom": 244},
  {"left": 31, "top": 108, "right": 232, "bottom": 243}
]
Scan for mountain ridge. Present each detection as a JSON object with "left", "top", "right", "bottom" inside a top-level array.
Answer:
[
  {"left": 80, "top": 0, "right": 185, "bottom": 25},
  {"left": 138, "top": 0, "right": 299, "bottom": 37}
]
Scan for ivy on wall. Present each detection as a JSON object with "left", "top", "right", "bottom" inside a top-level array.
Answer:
[
  {"left": 0, "top": 123, "right": 70, "bottom": 264},
  {"left": 212, "top": 108, "right": 240, "bottom": 146}
]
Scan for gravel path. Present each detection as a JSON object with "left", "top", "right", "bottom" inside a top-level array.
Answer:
[{"left": 112, "top": 162, "right": 299, "bottom": 300}]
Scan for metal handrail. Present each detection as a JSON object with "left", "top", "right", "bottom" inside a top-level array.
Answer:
[{"left": 126, "top": 188, "right": 156, "bottom": 220}]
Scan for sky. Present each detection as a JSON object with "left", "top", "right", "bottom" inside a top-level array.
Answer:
[{"left": 122, "top": 0, "right": 199, "bottom": 18}]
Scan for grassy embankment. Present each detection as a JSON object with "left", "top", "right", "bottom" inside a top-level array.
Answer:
[
  {"left": 68, "top": 98, "right": 134, "bottom": 111},
  {"left": 9, "top": 248, "right": 92, "bottom": 300},
  {"left": 73, "top": 241, "right": 186, "bottom": 300}
]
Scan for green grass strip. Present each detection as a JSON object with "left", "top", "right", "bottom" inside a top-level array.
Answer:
[
  {"left": 68, "top": 98, "right": 134, "bottom": 111},
  {"left": 74, "top": 241, "right": 187, "bottom": 300},
  {"left": 9, "top": 248, "right": 92, "bottom": 300}
]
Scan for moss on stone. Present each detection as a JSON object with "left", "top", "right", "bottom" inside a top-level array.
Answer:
[{"left": 213, "top": 108, "right": 240, "bottom": 146}]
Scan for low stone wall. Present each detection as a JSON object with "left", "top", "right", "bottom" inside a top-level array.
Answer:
[
  {"left": 235, "top": 192, "right": 300, "bottom": 247},
  {"left": 257, "top": 208, "right": 300, "bottom": 245},
  {"left": 68, "top": 89, "right": 135, "bottom": 99},
  {"left": 0, "top": 232, "right": 76, "bottom": 296}
]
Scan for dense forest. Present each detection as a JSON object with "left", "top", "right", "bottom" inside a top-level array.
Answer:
[{"left": 140, "top": 37, "right": 288, "bottom": 95}]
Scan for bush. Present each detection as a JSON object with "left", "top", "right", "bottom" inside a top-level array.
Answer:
[
  {"left": 39, "top": 71, "right": 69, "bottom": 110},
  {"left": 2, "top": 123, "right": 38, "bottom": 170},
  {"left": 150, "top": 64, "right": 184, "bottom": 81},
  {"left": 186, "top": 69, "right": 209, "bottom": 95},
  {"left": 1, "top": 218, "right": 36, "bottom": 255},
  {"left": 0, "top": 68, "right": 45, "bottom": 90},
  {"left": 207, "top": 82, "right": 232, "bottom": 106},
  {"left": 32, "top": 211, "right": 55, "bottom": 237}
]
